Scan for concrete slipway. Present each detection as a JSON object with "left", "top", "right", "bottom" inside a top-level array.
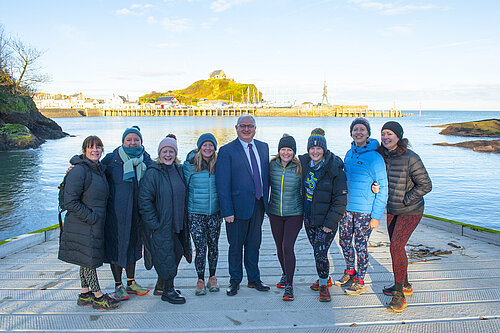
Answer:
[{"left": 0, "top": 216, "right": 499, "bottom": 332}]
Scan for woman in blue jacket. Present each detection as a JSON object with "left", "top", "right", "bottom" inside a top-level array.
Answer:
[
  {"left": 335, "top": 118, "right": 388, "bottom": 295},
  {"left": 183, "top": 133, "right": 222, "bottom": 296}
]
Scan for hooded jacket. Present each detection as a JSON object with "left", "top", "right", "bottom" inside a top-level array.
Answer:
[
  {"left": 182, "top": 150, "right": 219, "bottom": 216},
  {"left": 58, "top": 155, "right": 109, "bottom": 269},
  {"left": 344, "top": 138, "right": 388, "bottom": 220},
  {"left": 299, "top": 150, "right": 348, "bottom": 230},
  {"left": 138, "top": 162, "right": 192, "bottom": 280}
]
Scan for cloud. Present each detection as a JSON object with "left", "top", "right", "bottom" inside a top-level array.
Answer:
[
  {"left": 156, "top": 43, "right": 181, "bottom": 48},
  {"left": 347, "top": 0, "right": 437, "bottom": 15},
  {"left": 210, "top": 0, "right": 254, "bottom": 13},
  {"left": 147, "top": 16, "right": 157, "bottom": 24},
  {"left": 161, "top": 18, "right": 193, "bottom": 32},
  {"left": 115, "top": 4, "right": 153, "bottom": 15},
  {"left": 378, "top": 25, "right": 412, "bottom": 36}
]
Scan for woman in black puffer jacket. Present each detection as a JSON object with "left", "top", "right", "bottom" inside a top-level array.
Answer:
[
  {"left": 299, "top": 128, "right": 348, "bottom": 303},
  {"left": 377, "top": 121, "right": 432, "bottom": 313},
  {"left": 58, "top": 136, "right": 119, "bottom": 310}
]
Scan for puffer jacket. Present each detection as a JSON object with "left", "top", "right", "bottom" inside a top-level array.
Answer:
[
  {"left": 58, "top": 155, "right": 109, "bottom": 269},
  {"left": 299, "top": 150, "right": 348, "bottom": 230},
  {"left": 268, "top": 158, "right": 303, "bottom": 216},
  {"left": 138, "top": 162, "right": 192, "bottom": 281},
  {"left": 382, "top": 148, "right": 432, "bottom": 215},
  {"left": 344, "top": 138, "right": 388, "bottom": 220},
  {"left": 183, "top": 150, "right": 219, "bottom": 216}
]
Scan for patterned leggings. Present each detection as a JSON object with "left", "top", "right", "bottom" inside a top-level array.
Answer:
[
  {"left": 387, "top": 213, "right": 422, "bottom": 285},
  {"left": 339, "top": 211, "right": 372, "bottom": 280},
  {"left": 188, "top": 212, "right": 222, "bottom": 279},
  {"left": 79, "top": 266, "right": 100, "bottom": 292},
  {"left": 304, "top": 218, "right": 336, "bottom": 279}
]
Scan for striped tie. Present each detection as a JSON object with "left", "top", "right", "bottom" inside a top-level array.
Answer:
[{"left": 248, "top": 143, "right": 262, "bottom": 200}]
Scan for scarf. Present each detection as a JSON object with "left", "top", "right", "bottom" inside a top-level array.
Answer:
[{"left": 119, "top": 145, "right": 146, "bottom": 183}]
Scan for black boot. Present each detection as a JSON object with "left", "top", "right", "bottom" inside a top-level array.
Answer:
[{"left": 161, "top": 279, "right": 185, "bottom": 304}]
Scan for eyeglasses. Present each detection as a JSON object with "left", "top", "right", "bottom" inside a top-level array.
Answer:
[{"left": 237, "top": 124, "right": 255, "bottom": 129}]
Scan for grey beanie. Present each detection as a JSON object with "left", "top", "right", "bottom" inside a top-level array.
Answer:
[{"left": 350, "top": 117, "right": 371, "bottom": 136}]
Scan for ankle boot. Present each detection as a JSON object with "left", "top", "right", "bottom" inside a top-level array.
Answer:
[
  {"left": 153, "top": 276, "right": 164, "bottom": 296},
  {"left": 161, "top": 280, "right": 185, "bottom": 304}
]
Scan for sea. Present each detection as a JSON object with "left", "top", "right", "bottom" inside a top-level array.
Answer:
[{"left": 0, "top": 110, "right": 499, "bottom": 241}]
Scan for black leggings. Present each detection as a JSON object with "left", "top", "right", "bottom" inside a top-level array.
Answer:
[{"left": 110, "top": 263, "right": 136, "bottom": 285}]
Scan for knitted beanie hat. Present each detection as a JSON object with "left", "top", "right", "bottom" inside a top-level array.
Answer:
[
  {"left": 122, "top": 126, "right": 143, "bottom": 143},
  {"left": 197, "top": 133, "right": 218, "bottom": 151},
  {"left": 350, "top": 117, "right": 371, "bottom": 136},
  {"left": 382, "top": 121, "right": 404, "bottom": 139},
  {"left": 278, "top": 134, "right": 296, "bottom": 154},
  {"left": 158, "top": 136, "right": 178, "bottom": 155},
  {"left": 307, "top": 128, "right": 327, "bottom": 152}
]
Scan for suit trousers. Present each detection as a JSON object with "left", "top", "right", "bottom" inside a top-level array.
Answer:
[{"left": 226, "top": 199, "right": 265, "bottom": 284}]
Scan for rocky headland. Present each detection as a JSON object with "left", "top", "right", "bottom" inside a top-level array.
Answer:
[
  {"left": 432, "top": 119, "right": 500, "bottom": 153},
  {"left": 0, "top": 86, "right": 67, "bottom": 151}
]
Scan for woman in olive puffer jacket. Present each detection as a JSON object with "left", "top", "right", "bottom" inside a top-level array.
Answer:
[
  {"left": 268, "top": 134, "right": 303, "bottom": 301},
  {"left": 378, "top": 121, "right": 432, "bottom": 313}
]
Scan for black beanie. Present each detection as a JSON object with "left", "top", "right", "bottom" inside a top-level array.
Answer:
[
  {"left": 278, "top": 134, "right": 296, "bottom": 154},
  {"left": 382, "top": 121, "right": 404, "bottom": 139},
  {"left": 350, "top": 117, "right": 371, "bottom": 136}
]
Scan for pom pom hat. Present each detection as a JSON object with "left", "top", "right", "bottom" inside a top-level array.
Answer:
[{"left": 307, "top": 128, "right": 327, "bottom": 152}]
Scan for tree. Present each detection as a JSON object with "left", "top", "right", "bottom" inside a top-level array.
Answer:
[{"left": 0, "top": 24, "right": 49, "bottom": 95}]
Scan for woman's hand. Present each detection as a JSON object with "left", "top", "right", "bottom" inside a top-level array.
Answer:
[
  {"left": 371, "top": 182, "right": 380, "bottom": 194},
  {"left": 224, "top": 215, "right": 235, "bottom": 223},
  {"left": 369, "top": 218, "right": 380, "bottom": 230},
  {"left": 323, "top": 226, "right": 332, "bottom": 233}
]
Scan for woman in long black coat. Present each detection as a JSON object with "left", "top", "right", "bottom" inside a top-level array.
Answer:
[
  {"left": 139, "top": 134, "right": 192, "bottom": 304},
  {"left": 101, "top": 126, "right": 152, "bottom": 300},
  {"left": 58, "top": 135, "right": 119, "bottom": 310}
]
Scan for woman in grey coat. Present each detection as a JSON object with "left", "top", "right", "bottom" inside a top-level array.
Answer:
[{"left": 58, "top": 136, "right": 119, "bottom": 310}]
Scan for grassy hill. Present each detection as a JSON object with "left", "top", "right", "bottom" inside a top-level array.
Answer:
[
  {"left": 435, "top": 119, "right": 500, "bottom": 137},
  {"left": 139, "top": 79, "right": 262, "bottom": 105}
]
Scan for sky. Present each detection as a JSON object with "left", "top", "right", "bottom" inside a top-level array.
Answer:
[{"left": 1, "top": 0, "right": 499, "bottom": 110}]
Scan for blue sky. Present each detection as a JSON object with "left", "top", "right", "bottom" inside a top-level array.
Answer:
[{"left": 1, "top": 0, "right": 499, "bottom": 110}]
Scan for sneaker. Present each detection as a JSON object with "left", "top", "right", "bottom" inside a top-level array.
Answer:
[
  {"left": 344, "top": 278, "right": 366, "bottom": 295},
  {"left": 282, "top": 284, "right": 294, "bottom": 301},
  {"left": 387, "top": 291, "right": 407, "bottom": 313},
  {"left": 334, "top": 270, "right": 355, "bottom": 287},
  {"left": 383, "top": 284, "right": 413, "bottom": 296},
  {"left": 319, "top": 285, "right": 331, "bottom": 302},
  {"left": 310, "top": 277, "right": 333, "bottom": 291},
  {"left": 113, "top": 285, "right": 130, "bottom": 301},
  {"left": 77, "top": 292, "right": 93, "bottom": 306},
  {"left": 126, "top": 281, "right": 149, "bottom": 296},
  {"left": 195, "top": 279, "right": 207, "bottom": 296},
  {"left": 207, "top": 276, "right": 220, "bottom": 292},
  {"left": 92, "top": 293, "right": 120, "bottom": 310},
  {"left": 277, "top": 274, "right": 287, "bottom": 289}
]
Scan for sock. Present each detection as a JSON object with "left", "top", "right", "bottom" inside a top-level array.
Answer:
[
  {"left": 346, "top": 269, "right": 356, "bottom": 275},
  {"left": 127, "top": 279, "right": 135, "bottom": 286},
  {"left": 319, "top": 277, "right": 328, "bottom": 286},
  {"left": 356, "top": 278, "right": 364, "bottom": 284},
  {"left": 115, "top": 282, "right": 122, "bottom": 288},
  {"left": 80, "top": 291, "right": 91, "bottom": 296}
]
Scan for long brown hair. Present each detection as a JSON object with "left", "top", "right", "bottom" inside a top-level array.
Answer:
[
  {"left": 270, "top": 153, "right": 302, "bottom": 174},
  {"left": 193, "top": 149, "right": 217, "bottom": 174},
  {"left": 377, "top": 137, "right": 410, "bottom": 158}
]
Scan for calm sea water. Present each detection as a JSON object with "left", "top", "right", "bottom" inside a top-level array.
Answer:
[{"left": 0, "top": 111, "right": 499, "bottom": 240}]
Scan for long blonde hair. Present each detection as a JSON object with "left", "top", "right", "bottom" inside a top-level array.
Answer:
[
  {"left": 193, "top": 149, "right": 217, "bottom": 174},
  {"left": 270, "top": 153, "right": 301, "bottom": 174}
]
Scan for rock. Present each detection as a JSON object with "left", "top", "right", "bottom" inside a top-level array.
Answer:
[
  {"left": 0, "top": 123, "right": 44, "bottom": 150},
  {"left": 434, "top": 119, "right": 500, "bottom": 137},
  {"left": 433, "top": 139, "right": 500, "bottom": 153}
]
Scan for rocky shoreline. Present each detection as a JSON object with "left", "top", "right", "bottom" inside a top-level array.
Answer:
[{"left": 434, "top": 139, "right": 500, "bottom": 153}]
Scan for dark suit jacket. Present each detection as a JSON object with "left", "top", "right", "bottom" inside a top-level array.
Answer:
[{"left": 216, "top": 138, "right": 269, "bottom": 220}]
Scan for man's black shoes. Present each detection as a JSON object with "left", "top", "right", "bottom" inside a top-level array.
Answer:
[
  {"left": 226, "top": 281, "right": 240, "bottom": 296},
  {"left": 247, "top": 280, "right": 270, "bottom": 291}
]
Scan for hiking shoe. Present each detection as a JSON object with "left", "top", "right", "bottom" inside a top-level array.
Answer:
[
  {"left": 319, "top": 285, "right": 331, "bottom": 302},
  {"left": 383, "top": 284, "right": 413, "bottom": 296},
  {"left": 126, "top": 281, "right": 149, "bottom": 296},
  {"left": 113, "top": 285, "right": 130, "bottom": 301},
  {"left": 77, "top": 292, "right": 93, "bottom": 306},
  {"left": 207, "top": 276, "right": 220, "bottom": 292},
  {"left": 344, "top": 278, "right": 366, "bottom": 295},
  {"left": 334, "top": 270, "right": 355, "bottom": 287},
  {"left": 195, "top": 279, "right": 207, "bottom": 296},
  {"left": 310, "top": 277, "right": 333, "bottom": 291},
  {"left": 387, "top": 291, "right": 407, "bottom": 313},
  {"left": 92, "top": 293, "right": 120, "bottom": 310},
  {"left": 277, "top": 274, "right": 287, "bottom": 289},
  {"left": 283, "top": 284, "right": 294, "bottom": 301}
]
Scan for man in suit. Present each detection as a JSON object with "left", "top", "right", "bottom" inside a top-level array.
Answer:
[{"left": 216, "top": 115, "right": 270, "bottom": 296}]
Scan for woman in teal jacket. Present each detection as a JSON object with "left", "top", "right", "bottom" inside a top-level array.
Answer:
[
  {"left": 335, "top": 118, "right": 388, "bottom": 295},
  {"left": 183, "top": 133, "right": 222, "bottom": 296},
  {"left": 268, "top": 134, "right": 303, "bottom": 301}
]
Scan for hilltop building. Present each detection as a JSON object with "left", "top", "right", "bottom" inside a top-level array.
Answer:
[{"left": 209, "top": 70, "right": 226, "bottom": 80}]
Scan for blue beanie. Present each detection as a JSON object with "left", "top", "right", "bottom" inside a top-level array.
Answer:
[
  {"left": 197, "top": 133, "right": 217, "bottom": 151},
  {"left": 122, "top": 126, "right": 143, "bottom": 143},
  {"left": 307, "top": 128, "right": 327, "bottom": 152}
]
